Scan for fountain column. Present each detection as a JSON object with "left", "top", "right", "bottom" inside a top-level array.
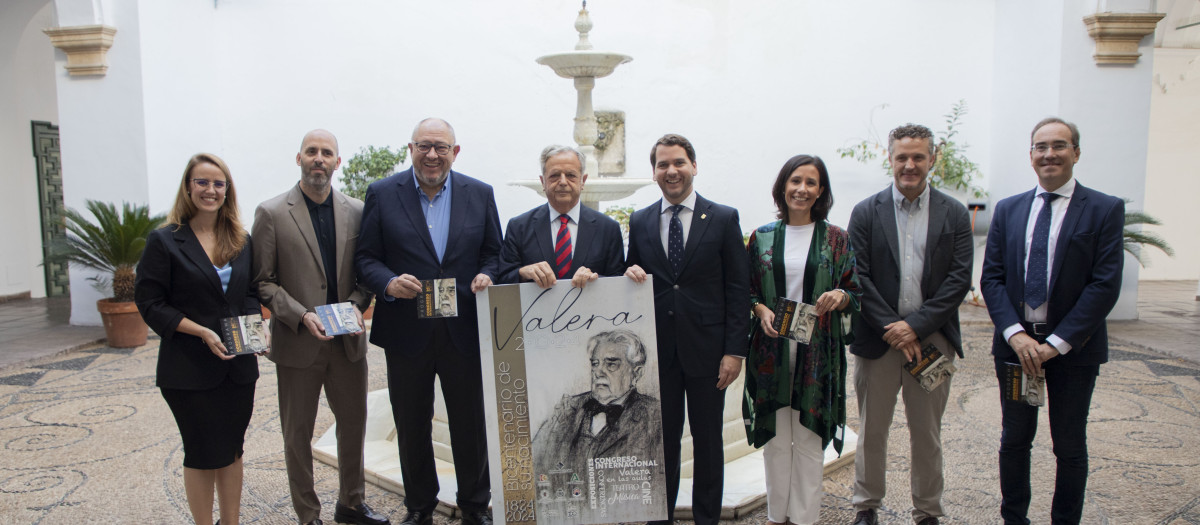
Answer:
[{"left": 573, "top": 76, "right": 600, "bottom": 179}]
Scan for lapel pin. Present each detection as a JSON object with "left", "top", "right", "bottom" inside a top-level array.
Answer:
[{"left": 701, "top": 213, "right": 707, "bottom": 219}]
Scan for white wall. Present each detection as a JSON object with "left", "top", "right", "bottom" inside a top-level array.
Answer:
[
  {"left": 33, "top": 0, "right": 1161, "bottom": 322},
  {"left": 1142, "top": 47, "right": 1200, "bottom": 280},
  {"left": 125, "top": 0, "right": 997, "bottom": 236},
  {"left": 0, "top": 0, "right": 58, "bottom": 299},
  {"left": 53, "top": 0, "right": 151, "bottom": 324},
  {"left": 138, "top": 0, "right": 221, "bottom": 217}
]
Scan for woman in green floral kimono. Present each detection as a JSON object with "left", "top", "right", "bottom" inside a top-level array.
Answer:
[{"left": 743, "top": 154, "right": 861, "bottom": 525}]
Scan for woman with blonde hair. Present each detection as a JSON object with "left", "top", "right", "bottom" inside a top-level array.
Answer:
[{"left": 135, "top": 153, "right": 262, "bottom": 525}]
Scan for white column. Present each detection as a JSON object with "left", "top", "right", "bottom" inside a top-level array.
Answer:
[{"left": 52, "top": 0, "right": 151, "bottom": 325}]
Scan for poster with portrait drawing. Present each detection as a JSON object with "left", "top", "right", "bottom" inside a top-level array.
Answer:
[{"left": 478, "top": 276, "right": 668, "bottom": 525}]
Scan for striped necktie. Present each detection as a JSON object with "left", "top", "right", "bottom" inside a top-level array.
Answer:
[{"left": 554, "top": 214, "right": 572, "bottom": 278}]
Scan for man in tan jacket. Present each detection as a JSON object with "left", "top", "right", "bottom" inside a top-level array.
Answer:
[{"left": 252, "top": 129, "right": 387, "bottom": 525}]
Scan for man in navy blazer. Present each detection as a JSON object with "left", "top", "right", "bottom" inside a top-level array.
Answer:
[
  {"left": 355, "top": 118, "right": 501, "bottom": 525},
  {"left": 625, "top": 133, "right": 750, "bottom": 525},
  {"left": 981, "top": 117, "right": 1124, "bottom": 525},
  {"left": 847, "top": 124, "right": 974, "bottom": 525},
  {"left": 498, "top": 144, "right": 624, "bottom": 287}
]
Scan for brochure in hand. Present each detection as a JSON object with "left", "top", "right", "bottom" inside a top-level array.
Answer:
[
  {"left": 417, "top": 278, "right": 458, "bottom": 318},
  {"left": 770, "top": 298, "right": 818, "bottom": 344},
  {"left": 314, "top": 302, "right": 362, "bottom": 336},
  {"left": 1002, "top": 362, "right": 1046, "bottom": 406},
  {"left": 220, "top": 313, "right": 269, "bottom": 355},
  {"left": 903, "top": 342, "right": 957, "bottom": 392}
]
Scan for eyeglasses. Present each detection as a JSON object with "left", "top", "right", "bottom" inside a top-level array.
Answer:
[
  {"left": 413, "top": 142, "right": 453, "bottom": 155},
  {"left": 192, "top": 178, "right": 227, "bottom": 190},
  {"left": 1031, "top": 142, "right": 1074, "bottom": 154}
]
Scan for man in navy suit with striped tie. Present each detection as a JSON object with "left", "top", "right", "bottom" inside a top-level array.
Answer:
[{"left": 498, "top": 145, "right": 625, "bottom": 287}]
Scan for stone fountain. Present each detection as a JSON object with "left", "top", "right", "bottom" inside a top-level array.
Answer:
[{"left": 510, "top": 1, "right": 652, "bottom": 209}]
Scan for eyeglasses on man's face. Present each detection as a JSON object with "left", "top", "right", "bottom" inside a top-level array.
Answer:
[
  {"left": 192, "top": 178, "right": 227, "bottom": 190},
  {"left": 413, "top": 142, "right": 453, "bottom": 155},
  {"left": 1030, "top": 141, "right": 1074, "bottom": 154}
]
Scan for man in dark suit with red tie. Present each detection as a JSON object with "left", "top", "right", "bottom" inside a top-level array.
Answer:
[
  {"left": 356, "top": 118, "right": 501, "bottom": 525},
  {"left": 981, "top": 117, "right": 1124, "bottom": 525},
  {"left": 498, "top": 145, "right": 624, "bottom": 288},
  {"left": 625, "top": 133, "right": 750, "bottom": 525}
]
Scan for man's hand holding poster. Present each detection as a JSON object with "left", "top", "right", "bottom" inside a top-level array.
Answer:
[{"left": 478, "top": 276, "right": 668, "bottom": 525}]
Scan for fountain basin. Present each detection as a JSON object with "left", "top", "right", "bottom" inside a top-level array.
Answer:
[
  {"left": 509, "top": 176, "right": 653, "bottom": 207},
  {"left": 537, "top": 51, "right": 632, "bottom": 78}
]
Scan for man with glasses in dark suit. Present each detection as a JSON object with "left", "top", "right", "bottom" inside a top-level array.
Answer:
[
  {"left": 356, "top": 118, "right": 502, "bottom": 525},
  {"left": 981, "top": 117, "right": 1124, "bottom": 524}
]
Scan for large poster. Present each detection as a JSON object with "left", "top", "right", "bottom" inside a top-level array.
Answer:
[{"left": 478, "top": 276, "right": 668, "bottom": 525}]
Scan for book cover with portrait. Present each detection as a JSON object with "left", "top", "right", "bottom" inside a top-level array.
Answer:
[
  {"left": 220, "top": 313, "right": 269, "bottom": 355},
  {"left": 417, "top": 278, "right": 458, "bottom": 319},
  {"left": 315, "top": 302, "right": 362, "bottom": 336}
]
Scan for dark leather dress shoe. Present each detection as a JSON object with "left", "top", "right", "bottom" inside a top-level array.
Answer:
[
  {"left": 461, "top": 509, "right": 493, "bottom": 525},
  {"left": 916, "top": 518, "right": 940, "bottom": 525},
  {"left": 397, "top": 509, "right": 432, "bottom": 525},
  {"left": 334, "top": 502, "right": 390, "bottom": 525},
  {"left": 853, "top": 508, "right": 878, "bottom": 525}
]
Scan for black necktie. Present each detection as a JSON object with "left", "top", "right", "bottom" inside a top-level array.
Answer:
[
  {"left": 668, "top": 204, "right": 684, "bottom": 274},
  {"left": 583, "top": 397, "right": 624, "bottom": 421},
  {"left": 1025, "top": 193, "right": 1060, "bottom": 310}
]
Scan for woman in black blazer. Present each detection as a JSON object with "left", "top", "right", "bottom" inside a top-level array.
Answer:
[{"left": 135, "top": 153, "right": 262, "bottom": 525}]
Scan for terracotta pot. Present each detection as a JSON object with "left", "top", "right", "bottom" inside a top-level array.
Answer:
[{"left": 96, "top": 298, "right": 149, "bottom": 348}]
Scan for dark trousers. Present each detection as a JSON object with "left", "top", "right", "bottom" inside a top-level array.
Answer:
[
  {"left": 654, "top": 354, "right": 726, "bottom": 525},
  {"left": 385, "top": 319, "right": 490, "bottom": 513},
  {"left": 995, "top": 359, "right": 1099, "bottom": 525}
]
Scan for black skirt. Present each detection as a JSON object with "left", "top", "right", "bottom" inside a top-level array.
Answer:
[{"left": 160, "top": 375, "right": 256, "bottom": 469}]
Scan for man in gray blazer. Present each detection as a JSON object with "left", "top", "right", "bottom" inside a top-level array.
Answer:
[
  {"left": 253, "top": 129, "right": 388, "bottom": 525},
  {"left": 847, "top": 124, "right": 974, "bottom": 525}
]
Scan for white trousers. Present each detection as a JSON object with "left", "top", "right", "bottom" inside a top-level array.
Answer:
[{"left": 763, "top": 340, "right": 824, "bottom": 525}]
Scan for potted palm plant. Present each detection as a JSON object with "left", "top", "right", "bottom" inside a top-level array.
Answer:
[{"left": 48, "top": 200, "right": 166, "bottom": 347}]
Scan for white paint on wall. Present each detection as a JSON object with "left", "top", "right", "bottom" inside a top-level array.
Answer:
[
  {"left": 1143, "top": 47, "right": 1200, "bottom": 280},
  {"left": 52, "top": 0, "right": 151, "bottom": 324},
  {"left": 5, "top": 0, "right": 1162, "bottom": 321}
]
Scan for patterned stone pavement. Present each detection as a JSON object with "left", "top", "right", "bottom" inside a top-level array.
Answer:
[{"left": 1, "top": 321, "right": 1197, "bottom": 524}]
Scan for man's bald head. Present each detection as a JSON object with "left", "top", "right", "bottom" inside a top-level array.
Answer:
[
  {"left": 300, "top": 129, "right": 339, "bottom": 156},
  {"left": 411, "top": 118, "right": 456, "bottom": 144}
]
